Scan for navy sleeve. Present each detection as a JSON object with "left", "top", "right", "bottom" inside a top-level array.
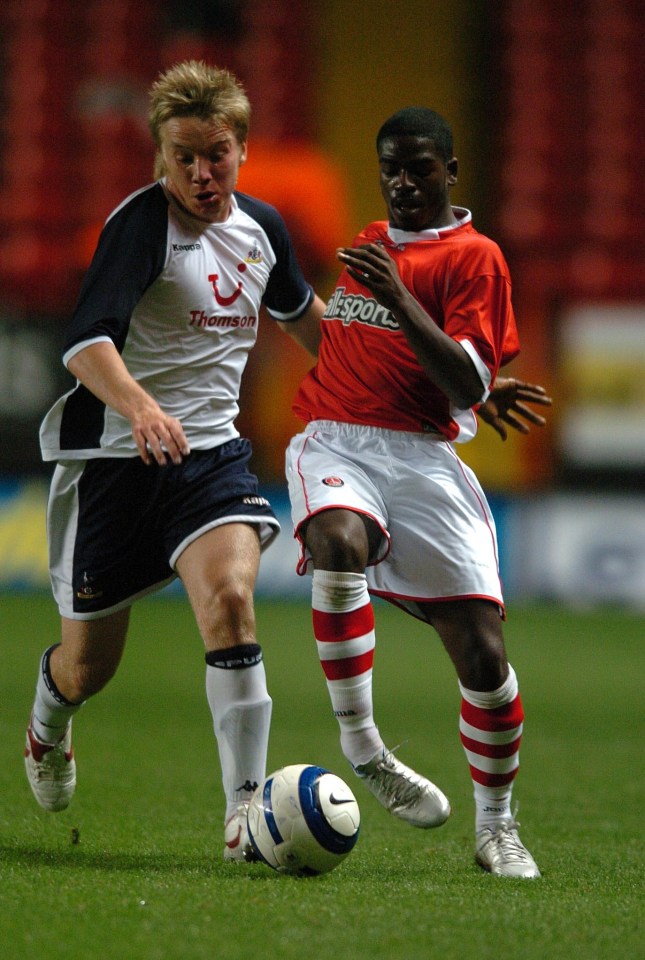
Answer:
[
  {"left": 235, "top": 192, "right": 313, "bottom": 320},
  {"left": 63, "top": 183, "right": 170, "bottom": 356}
]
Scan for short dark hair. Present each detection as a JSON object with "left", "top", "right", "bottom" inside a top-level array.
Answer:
[{"left": 376, "top": 107, "right": 453, "bottom": 163}]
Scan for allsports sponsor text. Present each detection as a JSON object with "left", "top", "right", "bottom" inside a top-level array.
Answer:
[{"left": 324, "top": 286, "right": 399, "bottom": 330}]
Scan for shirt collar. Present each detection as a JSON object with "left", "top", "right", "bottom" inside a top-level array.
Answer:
[{"left": 387, "top": 206, "right": 471, "bottom": 244}]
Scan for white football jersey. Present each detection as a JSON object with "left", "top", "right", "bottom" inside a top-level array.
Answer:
[{"left": 40, "top": 181, "right": 313, "bottom": 460}]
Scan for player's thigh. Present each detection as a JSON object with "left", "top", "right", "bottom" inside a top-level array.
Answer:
[
  {"left": 286, "top": 425, "right": 390, "bottom": 573},
  {"left": 175, "top": 522, "right": 261, "bottom": 648},
  {"left": 164, "top": 441, "right": 280, "bottom": 567},
  {"left": 49, "top": 459, "right": 171, "bottom": 618},
  {"left": 378, "top": 440, "right": 503, "bottom": 602}
]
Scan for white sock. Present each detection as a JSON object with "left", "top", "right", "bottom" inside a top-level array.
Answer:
[
  {"left": 30, "top": 645, "right": 83, "bottom": 744},
  {"left": 205, "top": 644, "right": 272, "bottom": 820}
]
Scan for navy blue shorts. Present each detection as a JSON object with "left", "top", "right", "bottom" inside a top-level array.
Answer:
[{"left": 47, "top": 438, "right": 280, "bottom": 619}]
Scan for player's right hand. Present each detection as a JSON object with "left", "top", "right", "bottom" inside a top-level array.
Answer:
[{"left": 132, "top": 410, "right": 191, "bottom": 466}]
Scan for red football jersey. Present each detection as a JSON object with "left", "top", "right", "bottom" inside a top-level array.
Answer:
[{"left": 293, "top": 209, "right": 519, "bottom": 441}]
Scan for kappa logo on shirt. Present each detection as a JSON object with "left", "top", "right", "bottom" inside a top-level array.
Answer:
[{"left": 172, "top": 242, "right": 202, "bottom": 251}]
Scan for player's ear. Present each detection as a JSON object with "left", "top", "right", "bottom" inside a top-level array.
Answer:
[
  {"left": 447, "top": 157, "right": 458, "bottom": 185},
  {"left": 240, "top": 141, "right": 248, "bottom": 165}
]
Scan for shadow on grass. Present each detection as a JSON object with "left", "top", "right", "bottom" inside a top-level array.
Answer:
[
  {"left": 0, "top": 843, "right": 220, "bottom": 875},
  {"left": 0, "top": 842, "right": 355, "bottom": 885},
  {"left": 0, "top": 838, "right": 470, "bottom": 886}
]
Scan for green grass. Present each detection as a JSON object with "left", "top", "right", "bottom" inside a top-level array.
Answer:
[{"left": 1, "top": 595, "right": 643, "bottom": 959}]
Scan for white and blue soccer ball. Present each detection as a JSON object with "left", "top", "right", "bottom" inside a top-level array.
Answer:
[{"left": 247, "top": 763, "right": 360, "bottom": 876}]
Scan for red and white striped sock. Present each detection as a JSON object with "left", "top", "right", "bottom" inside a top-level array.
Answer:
[
  {"left": 312, "top": 569, "right": 385, "bottom": 767},
  {"left": 459, "top": 664, "right": 524, "bottom": 833}
]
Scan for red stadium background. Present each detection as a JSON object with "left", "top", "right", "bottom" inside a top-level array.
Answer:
[{"left": 0, "top": 0, "right": 643, "bottom": 492}]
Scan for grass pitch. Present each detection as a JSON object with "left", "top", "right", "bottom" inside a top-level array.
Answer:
[{"left": 0, "top": 595, "right": 642, "bottom": 960}]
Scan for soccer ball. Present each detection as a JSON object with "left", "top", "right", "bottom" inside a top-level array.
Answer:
[{"left": 247, "top": 763, "right": 360, "bottom": 876}]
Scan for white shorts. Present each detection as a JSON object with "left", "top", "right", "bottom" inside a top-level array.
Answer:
[{"left": 286, "top": 420, "right": 504, "bottom": 620}]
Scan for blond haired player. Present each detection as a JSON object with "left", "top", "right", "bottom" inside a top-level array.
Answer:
[{"left": 24, "top": 60, "right": 325, "bottom": 861}]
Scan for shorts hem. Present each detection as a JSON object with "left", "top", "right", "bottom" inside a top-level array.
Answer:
[
  {"left": 371, "top": 589, "right": 506, "bottom": 622},
  {"left": 170, "top": 515, "right": 280, "bottom": 568},
  {"left": 58, "top": 576, "right": 177, "bottom": 620}
]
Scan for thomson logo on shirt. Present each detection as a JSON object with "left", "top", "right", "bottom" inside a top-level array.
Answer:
[
  {"left": 324, "top": 286, "right": 399, "bottom": 331},
  {"left": 189, "top": 311, "right": 257, "bottom": 328},
  {"left": 173, "top": 242, "right": 202, "bottom": 251}
]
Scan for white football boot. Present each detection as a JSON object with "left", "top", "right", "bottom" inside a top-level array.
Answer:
[
  {"left": 223, "top": 801, "right": 258, "bottom": 862},
  {"left": 353, "top": 750, "right": 450, "bottom": 828},
  {"left": 475, "top": 819, "right": 541, "bottom": 878},
  {"left": 24, "top": 722, "right": 76, "bottom": 812}
]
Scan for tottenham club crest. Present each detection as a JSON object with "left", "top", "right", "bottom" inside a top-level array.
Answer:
[
  {"left": 245, "top": 243, "right": 263, "bottom": 264},
  {"left": 76, "top": 571, "right": 103, "bottom": 601},
  {"left": 322, "top": 476, "right": 344, "bottom": 487}
]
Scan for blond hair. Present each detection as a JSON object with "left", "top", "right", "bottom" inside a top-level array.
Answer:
[{"left": 148, "top": 60, "right": 250, "bottom": 178}]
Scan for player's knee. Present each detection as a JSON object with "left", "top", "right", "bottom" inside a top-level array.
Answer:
[
  {"left": 200, "top": 578, "right": 256, "bottom": 639},
  {"left": 457, "top": 635, "right": 508, "bottom": 691},
  {"left": 217, "top": 578, "right": 254, "bottom": 616},
  {"left": 305, "top": 512, "right": 369, "bottom": 571},
  {"left": 316, "top": 536, "right": 366, "bottom": 571}
]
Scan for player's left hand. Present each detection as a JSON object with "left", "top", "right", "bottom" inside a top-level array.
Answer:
[
  {"left": 478, "top": 377, "right": 552, "bottom": 440},
  {"left": 336, "top": 242, "right": 405, "bottom": 309}
]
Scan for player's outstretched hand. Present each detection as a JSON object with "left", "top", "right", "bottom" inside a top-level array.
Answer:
[{"left": 478, "top": 377, "right": 552, "bottom": 441}]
